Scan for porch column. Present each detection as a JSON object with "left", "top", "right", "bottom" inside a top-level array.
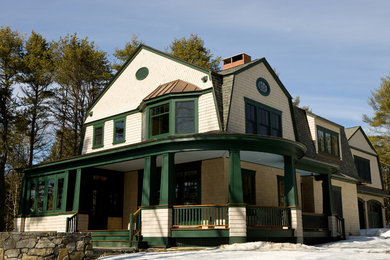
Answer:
[
  {"left": 141, "top": 156, "right": 156, "bottom": 206},
  {"left": 284, "top": 156, "right": 303, "bottom": 243},
  {"left": 72, "top": 168, "right": 82, "bottom": 211},
  {"left": 228, "top": 149, "right": 246, "bottom": 244},
  {"left": 141, "top": 153, "right": 174, "bottom": 247},
  {"left": 321, "top": 174, "right": 338, "bottom": 238}
]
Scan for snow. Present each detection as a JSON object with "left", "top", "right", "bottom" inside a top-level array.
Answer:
[{"left": 99, "top": 229, "right": 390, "bottom": 260}]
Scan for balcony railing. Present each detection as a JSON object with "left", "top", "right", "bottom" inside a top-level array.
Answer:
[
  {"left": 66, "top": 212, "right": 78, "bottom": 232},
  {"left": 302, "top": 212, "right": 328, "bottom": 231},
  {"left": 247, "top": 205, "right": 291, "bottom": 229},
  {"left": 172, "top": 205, "right": 229, "bottom": 229}
]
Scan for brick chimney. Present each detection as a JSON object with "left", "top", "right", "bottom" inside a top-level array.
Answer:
[{"left": 222, "top": 53, "right": 251, "bottom": 70}]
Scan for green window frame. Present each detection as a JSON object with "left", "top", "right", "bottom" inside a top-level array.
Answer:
[
  {"left": 317, "top": 126, "right": 340, "bottom": 158},
  {"left": 354, "top": 155, "right": 371, "bottom": 183},
  {"left": 147, "top": 98, "right": 198, "bottom": 139},
  {"left": 25, "top": 172, "right": 68, "bottom": 215},
  {"left": 244, "top": 97, "right": 282, "bottom": 137},
  {"left": 93, "top": 123, "right": 104, "bottom": 149},
  {"left": 113, "top": 117, "right": 126, "bottom": 144}
]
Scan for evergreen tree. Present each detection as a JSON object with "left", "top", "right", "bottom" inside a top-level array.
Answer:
[
  {"left": 112, "top": 34, "right": 143, "bottom": 72},
  {"left": 0, "top": 26, "right": 24, "bottom": 231},
  {"left": 168, "top": 34, "right": 221, "bottom": 71},
  {"left": 364, "top": 74, "right": 390, "bottom": 221},
  {"left": 19, "top": 31, "right": 54, "bottom": 166},
  {"left": 50, "top": 33, "right": 112, "bottom": 159}
]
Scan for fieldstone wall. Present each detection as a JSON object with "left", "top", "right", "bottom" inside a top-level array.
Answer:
[{"left": 0, "top": 232, "right": 93, "bottom": 260}]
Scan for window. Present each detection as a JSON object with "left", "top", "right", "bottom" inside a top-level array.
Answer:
[
  {"left": 354, "top": 156, "right": 371, "bottom": 183},
  {"left": 25, "top": 173, "right": 67, "bottom": 214},
  {"left": 242, "top": 169, "right": 256, "bottom": 205},
  {"left": 148, "top": 99, "right": 197, "bottom": 138},
  {"left": 245, "top": 98, "right": 282, "bottom": 137},
  {"left": 113, "top": 118, "right": 126, "bottom": 144},
  {"left": 93, "top": 124, "right": 104, "bottom": 149},
  {"left": 333, "top": 186, "right": 343, "bottom": 217},
  {"left": 317, "top": 126, "right": 339, "bottom": 158},
  {"left": 175, "top": 164, "right": 201, "bottom": 205}
]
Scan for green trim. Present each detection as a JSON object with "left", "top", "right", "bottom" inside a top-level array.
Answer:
[
  {"left": 229, "top": 236, "right": 247, "bottom": 244},
  {"left": 141, "top": 205, "right": 171, "bottom": 210},
  {"left": 228, "top": 150, "right": 244, "bottom": 204},
  {"left": 160, "top": 153, "right": 175, "bottom": 205},
  {"left": 172, "top": 229, "right": 229, "bottom": 238},
  {"left": 322, "top": 174, "right": 335, "bottom": 215},
  {"left": 142, "top": 237, "right": 171, "bottom": 247},
  {"left": 92, "top": 123, "right": 104, "bottom": 149},
  {"left": 302, "top": 231, "right": 330, "bottom": 238},
  {"left": 332, "top": 185, "right": 343, "bottom": 217},
  {"left": 21, "top": 133, "right": 306, "bottom": 175},
  {"left": 141, "top": 156, "right": 156, "bottom": 206},
  {"left": 19, "top": 178, "right": 27, "bottom": 214},
  {"left": 256, "top": 78, "right": 270, "bottom": 96},
  {"left": 357, "top": 188, "right": 390, "bottom": 198},
  {"left": 317, "top": 125, "right": 340, "bottom": 159},
  {"left": 135, "top": 67, "right": 149, "bottom": 80},
  {"left": 72, "top": 169, "right": 81, "bottom": 211},
  {"left": 147, "top": 97, "right": 198, "bottom": 139},
  {"left": 331, "top": 174, "right": 359, "bottom": 184},
  {"left": 296, "top": 157, "right": 338, "bottom": 175},
  {"left": 87, "top": 45, "right": 210, "bottom": 115},
  {"left": 16, "top": 211, "right": 77, "bottom": 218},
  {"left": 247, "top": 229, "right": 294, "bottom": 238},
  {"left": 113, "top": 116, "right": 126, "bottom": 145},
  {"left": 85, "top": 109, "right": 138, "bottom": 128}
]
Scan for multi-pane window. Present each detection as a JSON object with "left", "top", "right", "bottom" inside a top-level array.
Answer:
[
  {"left": 175, "top": 166, "right": 200, "bottom": 205},
  {"left": 93, "top": 124, "right": 104, "bottom": 149},
  {"left": 149, "top": 99, "right": 197, "bottom": 138},
  {"left": 26, "top": 173, "right": 66, "bottom": 214},
  {"left": 150, "top": 103, "right": 170, "bottom": 136},
  {"left": 245, "top": 98, "right": 282, "bottom": 137},
  {"left": 317, "top": 126, "right": 340, "bottom": 158},
  {"left": 242, "top": 169, "right": 256, "bottom": 205},
  {"left": 354, "top": 156, "right": 371, "bottom": 183},
  {"left": 113, "top": 118, "right": 125, "bottom": 144}
]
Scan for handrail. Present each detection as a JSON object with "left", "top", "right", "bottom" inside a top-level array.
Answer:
[
  {"left": 173, "top": 205, "right": 229, "bottom": 229},
  {"left": 247, "top": 205, "right": 291, "bottom": 229},
  {"left": 247, "top": 205, "right": 294, "bottom": 209},
  {"left": 335, "top": 215, "right": 346, "bottom": 239},
  {"left": 66, "top": 212, "right": 78, "bottom": 232},
  {"left": 129, "top": 208, "right": 142, "bottom": 244},
  {"left": 173, "top": 204, "right": 229, "bottom": 208}
]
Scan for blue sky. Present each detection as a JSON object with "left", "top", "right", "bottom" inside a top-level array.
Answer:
[{"left": 2, "top": 0, "right": 390, "bottom": 131}]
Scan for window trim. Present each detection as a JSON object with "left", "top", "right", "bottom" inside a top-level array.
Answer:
[
  {"left": 354, "top": 155, "right": 372, "bottom": 183},
  {"left": 146, "top": 98, "right": 198, "bottom": 139},
  {"left": 316, "top": 126, "right": 340, "bottom": 158},
  {"left": 25, "top": 172, "right": 67, "bottom": 215},
  {"left": 92, "top": 123, "right": 104, "bottom": 149},
  {"left": 112, "top": 116, "right": 126, "bottom": 145},
  {"left": 244, "top": 97, "right": 283, "bottom": 137}
]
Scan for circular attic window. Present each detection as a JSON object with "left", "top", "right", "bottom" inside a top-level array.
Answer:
[
  {"left": 256, "top": 78, "right": 270, "bottom": 96},
  {"left": 135, "top": 67, "right": 149, "bottom": 80}
]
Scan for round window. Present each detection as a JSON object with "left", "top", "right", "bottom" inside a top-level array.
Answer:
[
  {"left": 256, "top": 78, "right": 270, "bottom": 96},
  {"left": 135, "top": 67, "right": 149, "bottom": 80}
]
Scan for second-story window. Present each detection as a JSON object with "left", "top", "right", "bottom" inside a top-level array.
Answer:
[
  {"left": 245, "top": 98, "right": 282, "bottom": 137},
  {"left": 354, "top": 155, "right": 371, "bottom": 183},
  {"left": 113, "top": 118, "right": 126, "bottom": 144},
  {"left": 148, "top": 99, "right": 197, "bottom": 138},
  {"left": 317, "top": 126, "right": 339, "bottom": 158},
  {"left": 93, "top": 124, "right": 104, "bottom": 149}
]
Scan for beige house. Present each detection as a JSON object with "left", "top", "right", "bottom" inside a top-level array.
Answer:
[{"left": 15, "top": 45, "right": 388, "bottom": 248}]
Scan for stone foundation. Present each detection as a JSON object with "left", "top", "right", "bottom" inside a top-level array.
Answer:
[{"left": 0, "top": 232, "right": 93, "bottom": 260}]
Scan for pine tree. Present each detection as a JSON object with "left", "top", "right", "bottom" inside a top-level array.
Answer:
[
  {"left": 168, "top": 34, "right": 221, "bottom": 71},
  {"left": 0, "top": 26, "right": 24, "bottom": 231},
  {"left": 112, "top": 34, "right": 143, "bottom": 72}
]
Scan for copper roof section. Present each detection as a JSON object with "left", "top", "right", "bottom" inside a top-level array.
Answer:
[{"left": 144, "top": 79, "right": 202, "bottom": 101}]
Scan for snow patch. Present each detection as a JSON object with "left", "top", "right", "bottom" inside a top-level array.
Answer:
[
  {"left": 360, "top": 228, "right": 390, "bottom": 238},
  {"left": 219, "top": 241, "right": 316, "bottom": 251}
]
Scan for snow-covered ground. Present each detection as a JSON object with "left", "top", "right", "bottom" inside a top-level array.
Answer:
[{"left": 100, "top": 229, "right": 390, "bottom": 260}]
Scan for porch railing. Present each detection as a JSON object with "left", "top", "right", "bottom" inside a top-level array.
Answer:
[
  {"left": 302, "top": 212, "right": 328, "bottom": 231},
  {"left": 66, "top": 212, "right": 78, "bottom": 232},
  {"left": 172, "top": 205, "right": 229, "bottom": 229},
  {"left": 247, "top": 205, "right": 291, "bottom": 229},
  {"left": 129, "top": 208, "right": 142, "bottom": 242},
  {"left": 335, "top": 215, "right": 346, "bottom": 239}
]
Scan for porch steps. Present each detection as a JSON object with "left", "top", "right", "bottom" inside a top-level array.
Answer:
[{"left": 91, "top": 230, "right": 130, "bottom": 248}]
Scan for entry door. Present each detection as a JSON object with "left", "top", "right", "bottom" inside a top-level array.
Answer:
[
  {"left": 90, "top": 175, "right": 109, "bottom": 230},
  {"left": 358, "top": 199, "right": 366, "bottom": 229}
]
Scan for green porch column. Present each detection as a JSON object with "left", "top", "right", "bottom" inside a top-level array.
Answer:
[
  {"left": 19, "top": 177, "right": 27, "bottom": 215},
  {"left": 228, "top": 149, "right": 244, "bottom": 204},
  {"left": 284, "top": 156, "right": 303, "bottom": 243},
  {"left": 284, "top": 156, "right": 298, "bottom": 207},
  {"left": 142, "top": 156, "right": 156, "bottom": 206},
  {"left": 159, "top": 153, "right": 175, "bottom": 205},
  {"left": 72, "top": 168, "right": 82, "bottom": 211},
  {"left": 321, "top": 174, "right": 335, "bottom": 215}
]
